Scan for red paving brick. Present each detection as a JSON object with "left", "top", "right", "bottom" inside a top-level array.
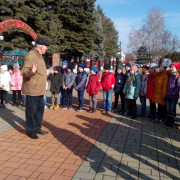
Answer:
[
  {"left": 0, "top": 92, "right": 112, "bottom": 179},
  {"left": 37, "top": 172, "right": 53, "bottom": 180}
]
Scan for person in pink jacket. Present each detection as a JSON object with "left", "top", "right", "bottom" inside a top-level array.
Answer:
[{"left": 10, "top": 62, "right": 23, "bottom": 106}]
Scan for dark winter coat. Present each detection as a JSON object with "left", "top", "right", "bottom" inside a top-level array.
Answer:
[
  {"left": 63, "top": 71, "right": 76, "bottom": 89},
  {"left": 48, "top": 72, "right": 63, "bottom": 93},
  {"left": 140, "top": 74, "right": 149, "bottom": 96},
  {"left": 166, "top": 74, "right": 180, "bottom": 99},
  {"left": 114, "top": 72, "right": 127, "bottom": 93},
  {"left": 125, "top": 70, "right": 131, "bottom": 77},
  {"left": 86, "top": 73, "right": 101, "bottom": 95},
  {"left": 74, "top": 70, "right": 87, "bottom": 91}
]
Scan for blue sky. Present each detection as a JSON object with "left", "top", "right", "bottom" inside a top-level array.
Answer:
[{"left": 95, "top": 0, "right": 180, "bottom": 52}]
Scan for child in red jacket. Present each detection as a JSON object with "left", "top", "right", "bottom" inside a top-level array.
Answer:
[
  {"left": 86, "top": 66, "right": 101, "bottom": 113},
  {"left": 147, "top": 63, "right": 157, "bottom": 120},
  {"left": 101, "top": 64, "right": 115, "bottom": 114}
]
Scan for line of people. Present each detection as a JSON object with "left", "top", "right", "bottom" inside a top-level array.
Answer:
[
  {"left": 0, "top": 59, "right": 180, "bottom": 130},
  {"left": 111, "top": 59, "right": 180, "bottom": 129}
]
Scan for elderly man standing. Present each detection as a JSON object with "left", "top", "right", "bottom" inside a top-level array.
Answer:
[{"left": 21, "top": 37, "right": 50, "bottom": 139}]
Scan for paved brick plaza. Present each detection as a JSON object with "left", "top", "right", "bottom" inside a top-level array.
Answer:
[{"left": 0, "top": 90, "right": 180, "bottom": 180}]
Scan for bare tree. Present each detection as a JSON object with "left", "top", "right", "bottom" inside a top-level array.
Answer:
[{"left": 128, "top": 7, "right": 180, "bottom": 57}]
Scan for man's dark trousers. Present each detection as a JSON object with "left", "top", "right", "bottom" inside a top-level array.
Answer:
[{"left": 26, "top": 95, "right": 44, "bottom": 133}]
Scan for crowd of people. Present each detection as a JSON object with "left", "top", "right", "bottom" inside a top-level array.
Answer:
[{"left": 0, "top": 51, "right": 180, "bottom": 137}]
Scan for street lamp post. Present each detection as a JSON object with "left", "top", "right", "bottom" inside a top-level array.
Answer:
[
  {"left": 0, "top": 35, "right": 4, "bottom": 66},
  {"left": 116, "top": 41, "right": 121, "bottom": 67}
]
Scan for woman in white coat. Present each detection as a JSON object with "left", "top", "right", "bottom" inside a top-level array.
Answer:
[{"left": 0, "top": 65, "right": 11, "bottom": 108}]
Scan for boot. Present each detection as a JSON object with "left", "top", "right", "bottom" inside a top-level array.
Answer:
[
  {"left": 54, "top": 104, "right": 59, "bottom": 110},
  {"left": 50, "top": 104, "right": 55, "bottom": 109},
  {"left": 164, "top": 115, "right": 174, "bottom": 128}
]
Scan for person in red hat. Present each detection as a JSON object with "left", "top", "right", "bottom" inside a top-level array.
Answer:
[{"left": 164, "top": 62, "right": 180, "bottom": 128}]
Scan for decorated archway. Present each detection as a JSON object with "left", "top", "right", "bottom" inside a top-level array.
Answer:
[{"left": 0, "top": 19, "right": 38, "bottom": 40}]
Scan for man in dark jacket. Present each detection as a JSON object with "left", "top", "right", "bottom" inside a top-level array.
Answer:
[
  {"left": 74, "top": 64, "right": 87, "bottom": 112},
  {"left": 48, "top": 66, "right": 63, "bottom": 110},
  {"left": 113, "top": 65, "right": 127, "bottom": 113}
]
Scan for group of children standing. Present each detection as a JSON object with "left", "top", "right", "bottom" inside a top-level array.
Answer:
[
  {"left": 0, "top": 62, "right": 22, "bottom": 107},
  {"left": 48, "top": 62, "right": 88, "bottom": 112},
  {"left": 0, "top": 59, "right": 180, "bottom": 129},
  {"left": 111, "top": 59, "right": 180, "bottom": 128}
]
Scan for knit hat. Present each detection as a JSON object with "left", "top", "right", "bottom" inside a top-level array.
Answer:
[
  {"left": 62, "top": 60, "right": 68, "bottom": 67},
  {"left": 104, "top": 64, "right": 110, "bottom": 70},
  {"left": 78, "top": 64, "right": 85, "bottom": 69},
  {"left": 67, "top": 64, "right": 74, "bottom": 71},
  {"left": 131, "top": 65, "right": 138, "bottom": 73},
  {"left": 91, "top": 66, "right": 98, "bottom": 73},
  {"left": 54, "top": 66, "right": 61, "bottom": 73},
  {"left": 13, "top": 63, "right": 20, "bottom": 69},
  {"left": 125, "top": 62, "right": 131, "bottom": 68},
  {"left": 149, "top": 63, "right": 158, "bottom": 71},
  {"left": 161, "top": 58, "right": 172, "bottom": 70},
  {"left": 1, "top": 65, "right": 8, "bottom": 71},
  {"left": 142, "top": 64, "right": 149, "bottom": 70},
  {"left": 171, "top": 62, "right": 180, "bottom": 71},
  {"left": 117, "top": 65, "right": 123, "bottom": 71}
]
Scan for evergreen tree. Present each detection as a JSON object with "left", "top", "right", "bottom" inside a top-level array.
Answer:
[
  {"left": 164, "top": 52, "right": 180, "bottom": 62},
  {"left": 0, "top": 0, "right": 63, "bottom": 59},
  {"left": 58, "top": 0, "right": 96, "bottom": 61},
  {"left": 136, "top": 46, "right": 151, "bottom": 64},
  {"left": 98, "top": 6, "right": 118, "bottom": 60},
  {"left": 93, "top": 6, "right": 105, "bottom": 59}
]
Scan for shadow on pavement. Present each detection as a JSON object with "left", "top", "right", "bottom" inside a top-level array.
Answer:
[
  {"left": 0, "top": 107, "right": 25, "bottom": 134},
  {"left": 70, "top": 114, "right": 180, "bottom": 179}
]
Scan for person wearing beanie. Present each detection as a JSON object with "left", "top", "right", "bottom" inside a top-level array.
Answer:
[
  {"left": 91, "top": 66, "right": 98, "bottom": 74},
  {"left": 0, "top": 65, "right": 11, "bottom": 108},
  {"left": 74, "top": 63, "right": 87, "bottom": 112},
  {"left": 164, "top": 62, "right": 180, "bottom": 128},
  {"left": 48, "top": 66, "right": 63, "bottom": 110},
  {"left": 125, "top": 62, "right": 131, "bottom": 76},
  {"left": 146, "top": 63, "right": 158, "bottom": 120},
  {"left": 149, "top": 63, "right": 157, "bottom": 71},
  {"left": 86, "top": 66, "right": 101, "bottom": 113},
  {"left": 122, "top": 62, "right": 132, "bottom": 115},
  {"left": 123, "top": 65, "right": 141, "bottom": 119},
  {"left": 10, "top": 62, "right": 23, "bottom": 106},
  {"left": 101, "top": 64, "right": 116, "bottom": 114},
  {"left": 62, "top": 63, "right": 76, "bottom": 109},
  {"left": 21, "top": 36, "right": 50, "bottom": 139},
  {"left": 152, "top": 63, "right": 169, "bottom": 123},
  {"left": 104, "top": 64, "right": 110, "bottom": 71},
  {"left": 62, "top": 60, "right": 68, "bottom": 68},
  {"left": 113, "top": 65, "right": 127, "bottom": 113},
  {"left": 139, "top": 64, "right": 149, "bottom": 117},
  {"left": 13, "top": 63, "right": 20, "bottom": 69},
  {"left": 59, "top": 61, "right": 68, "bottom": 107}
]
